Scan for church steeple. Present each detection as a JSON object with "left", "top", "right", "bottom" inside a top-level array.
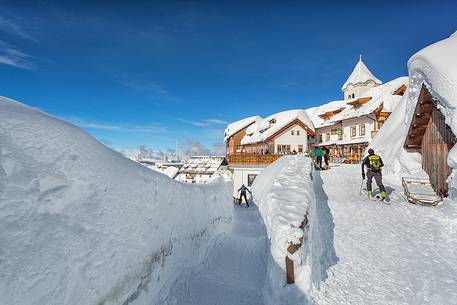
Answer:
[{"left": 342, "top": 56, "right": 382, "bottom": 100}]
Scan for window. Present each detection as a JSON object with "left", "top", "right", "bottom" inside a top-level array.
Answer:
[
  {"left": 269, "top": 118, "right": 276, "bottom": 124},
  {"left": 359, "top": 124, "right": 366, "bottom": 136},
  {"left": 298, "top": 145, "right": 303, "bottom": 153},
  {"left": 337, "top": 128, "right": 343, "bottom": 140},
  {"left": 248, "top": 174, "right": 257, "bottom": 186},
  {"left": 236, "top": 145, "right": 242, "bottom": 152},
  {"left": 326, "top": 133, "right": 330, "bottom": 141},
  {"left": 277, "top": 145, "right": 291, "bottom": 154},
  {"left": 291, "top": 130, "right": 295, "bottom": 135},
  {"left": 351, "top": 126, "right": 357, "bottom": 137},
  {"left": 331, "top": 129, "right": 337, "bottom": 135},
  {"left": 296, "top": 130, "right": 300, "bottom": 136}
]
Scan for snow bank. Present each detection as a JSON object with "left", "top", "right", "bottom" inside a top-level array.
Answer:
[
  {"left": 407, "top": 31, "right": 457, "bottom": 197},
  {"left": 369, "top": 93, "right": 424, "bottom": 177},
  {"left": 252, "top": 155, "right": 333, "bottom": 304},
  {"left": 0, "top": 97, "right": 232, "bottom": 305}
]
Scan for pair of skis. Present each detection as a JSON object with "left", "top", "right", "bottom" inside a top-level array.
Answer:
[{"left": 359, "top": 178, "right": 389, "bottom": 203}]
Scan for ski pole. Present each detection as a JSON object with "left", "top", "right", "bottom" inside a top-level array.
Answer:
[{"left": 359, "top": 178, "right": 365, "bottom": 195}]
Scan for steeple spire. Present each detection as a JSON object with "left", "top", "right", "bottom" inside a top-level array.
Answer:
[{"left": 341, "top": 57, "right": 382, "bottom": 90}]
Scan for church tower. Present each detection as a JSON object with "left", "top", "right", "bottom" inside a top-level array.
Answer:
[{"left": 342, "top": 56, "right": 382, "bottom": 100}]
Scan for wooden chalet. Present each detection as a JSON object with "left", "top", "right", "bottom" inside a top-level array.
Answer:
[{"left": 404, "top": 85, "right": 456, "bottom": 196}]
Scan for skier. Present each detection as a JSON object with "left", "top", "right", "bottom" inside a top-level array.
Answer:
[
  {"left": 315, "top": 147, "right": 323, "bottom": 169},
  {"left": 361, "top": 148, "right": 386, "bottom": 200},
  {"left": 238, "top": 184, "right": 251, "bottom": 207}
]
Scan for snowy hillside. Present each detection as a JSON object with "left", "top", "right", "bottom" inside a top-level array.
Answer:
[{"left": 0, "top": 97, "right": 233, "bottom": 305}]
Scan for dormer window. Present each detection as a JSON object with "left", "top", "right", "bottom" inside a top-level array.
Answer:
[{"left": 269, "top": 118, "right": 276, "bottom": 124}]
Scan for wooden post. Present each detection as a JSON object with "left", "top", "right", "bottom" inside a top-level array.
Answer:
[
  {"left": 285, "top": 236, "right": 304, "bottom": 285},
  {"left": 285, "top": 256, "right": 295, "bottom": 284}
]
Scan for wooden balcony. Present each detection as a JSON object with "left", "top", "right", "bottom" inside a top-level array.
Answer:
[{"left": 227, "top": 154, "right": 280, "bottom": 165}]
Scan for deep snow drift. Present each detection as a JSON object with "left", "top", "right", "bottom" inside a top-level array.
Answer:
[
  {"left": 252, "top": 156, "right": 336, "bottom": 305},
  {"left": 0, "top": 97, "right": 233, "bottom": 305}
]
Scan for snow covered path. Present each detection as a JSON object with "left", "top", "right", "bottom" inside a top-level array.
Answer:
[
  {"left": 162, "top": 204, "right": 268, "bottom": 305},
  {"left": 311, "top": 164, "right": 457, "bottom": 305}
]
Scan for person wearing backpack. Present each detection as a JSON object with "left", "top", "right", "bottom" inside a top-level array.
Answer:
[{"left": 361, "top": 148, "right": 386, "bottom": 200}]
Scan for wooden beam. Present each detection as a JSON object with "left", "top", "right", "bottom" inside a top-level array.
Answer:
[
  {"left": 417, "top": 104, "right": 434, "bottom": 114},
  {"left": 412, "top": 118, "right": 431, "bottom": 126},
  {"left": 410, "top": 127, "right": 426, "bottom": 136}
]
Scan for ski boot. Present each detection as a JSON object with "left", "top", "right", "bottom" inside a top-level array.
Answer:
[
  {"left": 381, "top": 191, "right": 387, "bottom": 201},
  {"left": 367, "top": 191, "right": 373, "bottom": 199}
]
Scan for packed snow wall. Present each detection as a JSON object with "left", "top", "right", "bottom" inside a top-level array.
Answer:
[
  {"left": 368, "top": 93, "right": 424, "bottom": 177},
  {"left": 252, "top": 155, "right": 336, "bottom": 304},
  {"left": 0, "top": 97, "right": 233, "bottom": 305}
]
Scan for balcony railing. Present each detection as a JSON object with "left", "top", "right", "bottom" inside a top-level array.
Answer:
[{"left": 228, "top": 154, "right": 280, "bottom": 165}]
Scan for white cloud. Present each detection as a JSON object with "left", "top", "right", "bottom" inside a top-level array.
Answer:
[
  {"left": 178, "top": 118, "right": 228, "bottom": 127},
  {"left": 184, "top": 138, "right": 211, "bottom": 156},
  {"left": 0, "top": 40, "right": 35, "bottom": 69},
  {"left": 121, "top": 79, "right": 169, "bottom": 97},
  {"left": 0, "top": 13, "right": 37, "bottom": 42},
  {"left": 63, "top": 116, "right": 166, "bottom": 134}
]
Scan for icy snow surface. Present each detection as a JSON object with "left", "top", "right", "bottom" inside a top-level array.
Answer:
[
  {"left": 311, "top": 164, "right": 457, "bottom": 305},
  {"left": 0, "top": 97, "right": 233, "bottom": 305},
  {"left": 161, "top": 204, "right": 268, "bottom": 305}
]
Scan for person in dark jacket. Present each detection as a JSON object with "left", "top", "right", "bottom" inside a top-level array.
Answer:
[
  {"left": 238, "top": 184, "right": 252, "bottom": 207},
  {"left": 361, "top": 148, "right": 386, "bottom": 200},
  {"left": 323, "top": 146, "right": 330, "bottom": 167}
]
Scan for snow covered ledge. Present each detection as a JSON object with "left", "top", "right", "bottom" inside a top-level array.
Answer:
[
  {"left": 252, "top": 155, "right": 335, "bottom": 304},
  {"left": 0, "top": 97, "right": 233, "bottom": 305}
]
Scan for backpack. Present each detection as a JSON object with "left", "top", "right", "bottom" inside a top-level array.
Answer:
[{"left": 368, "top": 155, "right": 382, "bottom": 171}]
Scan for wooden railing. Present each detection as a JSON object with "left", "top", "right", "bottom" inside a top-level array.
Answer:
[{"left": 227, "top": 154, "right": 280, "bottom": 165}]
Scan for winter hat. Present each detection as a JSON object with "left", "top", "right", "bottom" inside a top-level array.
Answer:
[{"left": 368, "top": 148, "right": 374, "bottom": 155}]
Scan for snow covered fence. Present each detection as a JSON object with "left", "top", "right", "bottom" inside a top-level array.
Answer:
[
  {"left": 252, "top": 155, "right": 332, "bottom": 304},
  {"left": 0, "top": 97, "right": 233, "bottom": 305}
]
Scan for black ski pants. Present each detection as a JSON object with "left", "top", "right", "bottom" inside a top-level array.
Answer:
[
  {"left": 366, "top": 170, "right": 386, "bottom": 192},
  {"left": 316, "top": 156, "right": 322, "bottom": 168},
  {"left": 240, "top": 192, "right": 249, "bottom": 206}
]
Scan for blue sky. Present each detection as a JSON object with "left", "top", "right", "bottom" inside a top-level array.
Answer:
[{"left": 1, "top": 1, "right": 456, "bottom": 153}]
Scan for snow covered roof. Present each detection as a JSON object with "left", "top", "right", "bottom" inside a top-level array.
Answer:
[
  {"left": 240, "top": 109, "right": 315, "bottom": 145},
  {"left": 179, "top": 156, "right": 227, "bottom": 174},
  {"left": 407, "top": 31, "right": 457, "bottom": 135},
  {"left": 224, "top": 115, "right": 261, "bottom": 142},
  {"left": 307, "top": 77, "right": 408, "bottom": 128},
  {"left": 342, "top": 58, "right": 382, "bottom": 90}
]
